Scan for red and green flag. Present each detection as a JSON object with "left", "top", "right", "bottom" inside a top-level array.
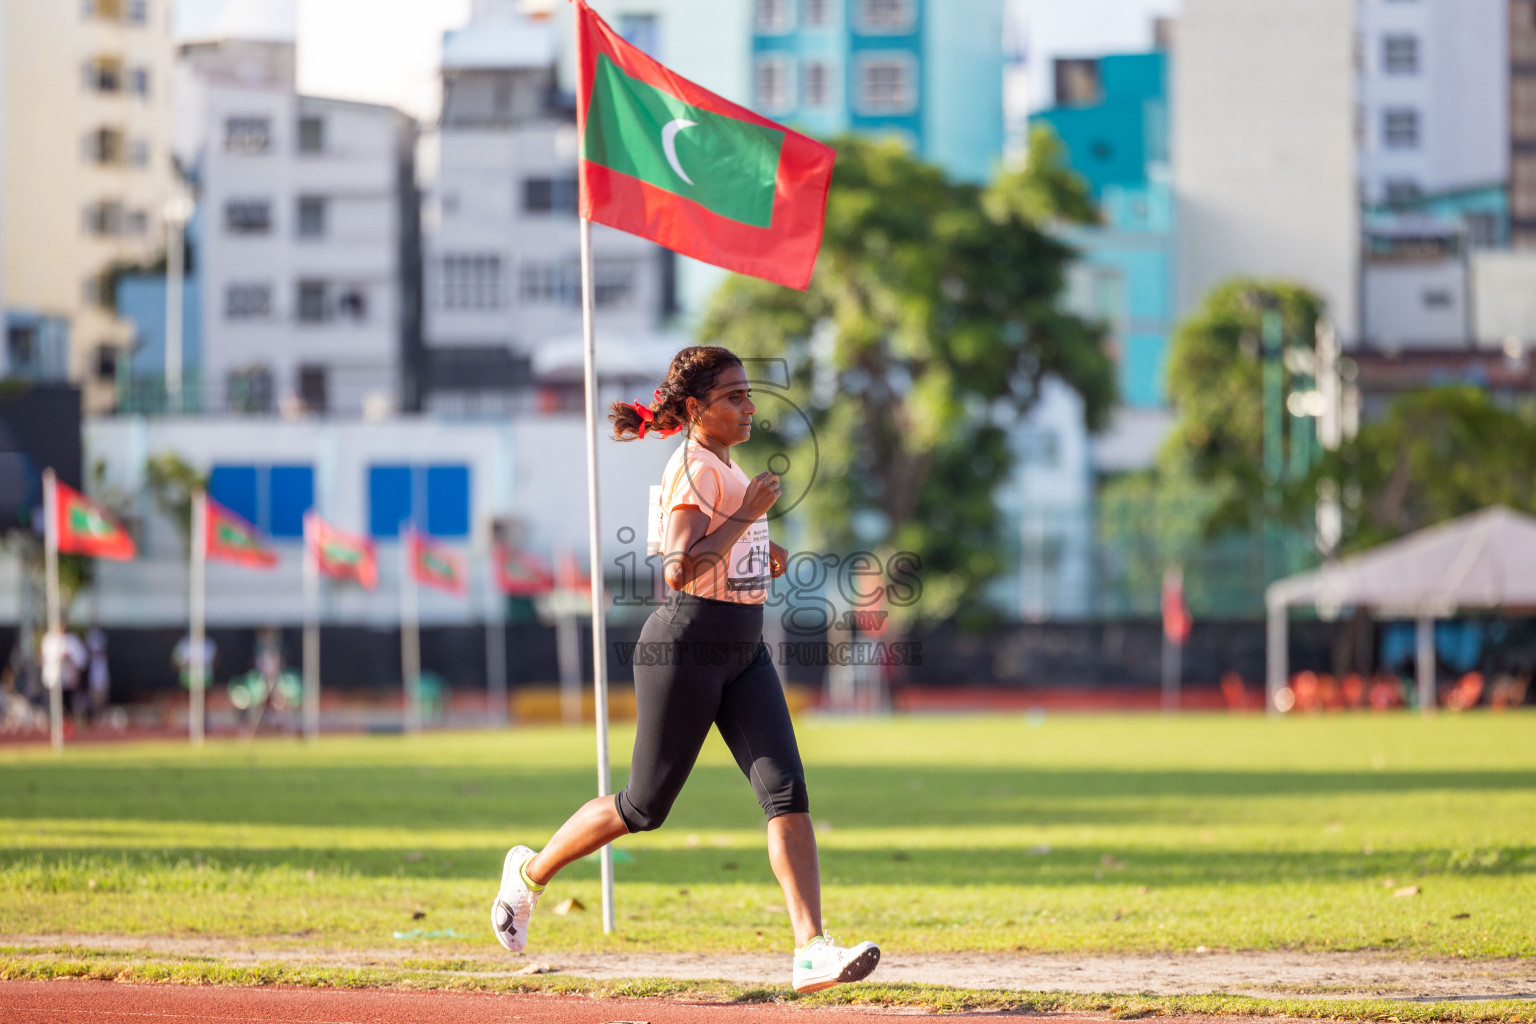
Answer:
[
  {"left": 205, "top": 497, "right": 277, "bottom": 569},
  {"left": 493, "top": 543, "right": 555, "bottom": 596},
  {"left": 576, "top": 0, "right": 836, "bottom": 290},
  {"left": 409, "top": 531, "right": 465, "bottom": 595},
  {"left": 305, "top": 513, "right": 377, "bottom": 590},
  {"left": 53, "top": 480, "right": 135, "bottom": 560}
]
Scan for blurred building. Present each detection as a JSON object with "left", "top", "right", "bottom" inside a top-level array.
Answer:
[
  {"left": 1173, "top": 0, "right": 1359, "bottom": 339},
  {"left": 423, "top": 3, "right": 675, "bottom": 416},
  {"left": 0, "top": 0, "right": 179, "bottom": 409},
  {"left": 177, "top": 38, "right": 421, "bottom": 418},
  {"left": 748, "top": 0, "right": 1005, "bottom": 185},
  {"left": 1514, "top": 0, "right": 1536, "bottom": 246}
]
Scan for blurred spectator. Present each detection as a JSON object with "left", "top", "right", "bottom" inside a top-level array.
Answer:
[
  {"left": 1340, "top": 672, "right": 1366, "bottom": 709},
  {"left": 173, "top": 634, "right": 218, "bottom": 689},
  {"left": 1317, "top": 673, "right": 1342, "bottom": 711},
  {"left": 1291, "top": 671, "right": 1320, "bottom": 713},
  {"left": 60, "top": 632, "right": 89, "bottom": 722}
]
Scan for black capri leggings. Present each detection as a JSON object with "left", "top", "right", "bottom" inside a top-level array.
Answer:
[{"left": 615, "top": 592, "right": 809, "bottom": 833}]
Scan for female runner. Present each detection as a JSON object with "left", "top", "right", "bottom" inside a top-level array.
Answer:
[{"left": 490, "top": 345, "right": 880, "bottom": 993}]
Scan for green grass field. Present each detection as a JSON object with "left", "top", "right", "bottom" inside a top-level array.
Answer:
[{"left": 1, "top": 713, "right": 1533, "bottom": 959}]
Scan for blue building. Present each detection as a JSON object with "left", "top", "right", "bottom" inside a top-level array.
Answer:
[
  {"left": 1030, "top": 52, "right": 1173, "bottom": 411},
  {"left": 750, "top": 0, "right": 1005, "bottom": 184}
]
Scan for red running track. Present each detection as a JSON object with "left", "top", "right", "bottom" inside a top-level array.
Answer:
[{"left": 0, "top": 981, "right": 1267, "bottom": 1024}]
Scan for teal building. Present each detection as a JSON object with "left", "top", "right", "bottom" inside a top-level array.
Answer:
[
  {"left": 1030, "top": 51, "right": 1173, "bottom": 410},
  {"left": 750, "top": 0, "right": 1005, "bottom": 184}
]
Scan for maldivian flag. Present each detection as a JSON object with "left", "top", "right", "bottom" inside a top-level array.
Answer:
[
  {"left": 205, "top": 497, "right": 277, "bottom": 569},
  {"left": 54, "top": 480, "right": 135, "bottom": 560},
  {"left": 305, "top": 513, "right": 378, "bottom": 590},
  {"left": 493, "top": 543, "right": 555, "bottom": 596},
  {"left": 576, "top": 0, "right": 836, "bottom": 290},
  {"left": 409, "top": 531, "right": 465, "bottom": 595}
]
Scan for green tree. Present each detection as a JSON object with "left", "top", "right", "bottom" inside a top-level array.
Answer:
[
  {"left": 1161, "top": 279, "right": 1325, "bottom": 535},
  {"left": 1318, "top": 386, "right": 1536, "bottom": 554},
  {"left": 699, "top": 131, "right": 1114, "bottom": 625},
  {"left": 143, "top": 452, "right": 207, "bottom": 553}
]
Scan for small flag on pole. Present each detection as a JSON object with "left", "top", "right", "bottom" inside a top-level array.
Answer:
[
  {"left": 205, "top": 497, "right": 277, "bottom": 569},
  {"left": 53, "top": 481, "right": 135, "bottom": 560},
  {"left": 493, "top": 543, "right": 555, "bottom": 596},
  {"left": 409, "top": 531, "right": 465, "bottom": 595},
  {"left": 575, "top": 0, "right": 836, "bottom": 290},
  {"left": 305, "top": 514, "right": 378, "bottom": 590}
]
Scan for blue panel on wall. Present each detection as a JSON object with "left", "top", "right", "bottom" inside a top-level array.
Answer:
[
  {"left": 369, "top": 465, "right": 413, "bottom": 538},
  {"left": 1122, "top": 333, "right": 1167, "bottom": 409},
  {"left": 425, "top": 465, "right": 470, "bottom": 538},
  {"left": 269, "top": 465, "right": 314, "bottom": 538},
  {"left": 208, "top": 466, "right": 260, "bottom": 530}
]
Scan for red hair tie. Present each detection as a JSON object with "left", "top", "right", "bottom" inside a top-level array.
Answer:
[{"left": 631, "top": 398, "right": 682, "bottom": 439}]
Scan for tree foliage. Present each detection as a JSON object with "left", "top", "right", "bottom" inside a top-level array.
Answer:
[
  {"left": 144, "top": 451, "right": 207, "bottom": 554},
  {"left": 1161, "top": 279, "right": 1324, "bottom": 535},
  {"left": 1318, "top": 387, "right": 1536, "bottom": 554},
  {"left": 699, "top": 131, "right": 1114, "bottom": 624}
]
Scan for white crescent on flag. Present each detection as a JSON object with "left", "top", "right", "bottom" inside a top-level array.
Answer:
[{"left": 661, "top": 118, "right": 698, "bottom": 185}]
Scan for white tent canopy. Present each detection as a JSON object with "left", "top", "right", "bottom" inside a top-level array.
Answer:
[{"left": 1265, "top": 506, "right": 1536, "bottom": 713}]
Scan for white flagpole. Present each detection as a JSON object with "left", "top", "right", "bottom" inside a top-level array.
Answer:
[
  {"left": 401, "top": 525, "right": 422, "bottom": 735},
  {"left": 485, "top": 546, "right": 508, "bottom": 727},
  {"left": 42, "top": 469, "right": 63, "bottom": 753},
  {"left": 302, "top": 513, "right": 320, "bottom": 741},
  {"left": 189, "top": 491, "right": 207, "bottom": 746},
  {"left": 579, "top": 198, "right": 616, "bottom": 932}
]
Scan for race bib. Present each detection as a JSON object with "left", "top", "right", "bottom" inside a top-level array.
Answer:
[
  {"left": 646, "top": 484, "right": 664, "bottom": 556},
  {"left": 727, "top": 518, "right": 771, "bottom": 593}
]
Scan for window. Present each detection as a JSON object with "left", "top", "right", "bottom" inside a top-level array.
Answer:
[
  {"left": 225, "top": 115, "right": 271, "bottom": 154},
  {"left": 297, "top": 116, "right": 324, "bottom": 154},
  {"left": 1054, "top": 58, "right": 1102, "bottom": 106},
  {"left": 522, "top": 176, "right": 578, "bottom": 214},
  {"left": 618, "top": 13, "right": 660, "bottom": 58},
  {"left": 209, "top": 464, "right": 314, "bottom": 537},
  {"left": 83, "top": 201, "right": 125, "bottom": 236},
  {"left": 224, "top": 199, "right": 272, "bottom": 235},
  {"left": 855, "top": 0, "right": 914, "bottom": 33},
  {"left": 126, "top": 0, "right": 147, "bottom": 24},
  {"left": 297, "top": 365, "right": 328, "bottom": 414},
  {"left": 1383, "top": 107, "right": 1419, "bottom": 149},
  {"left": 755, "top": 56, "right": 794, "bottom": 113},
  {"left": 1422, "top": 289, "right": 1453, "bottom": 309},
  {"left": 226, "top": 365, "right": 274, "bottom": 413},
  {"left": 441, "top": 254, "right": 504, "bottom": 310},
  {"left": 125, "top": 209, "right": 148, "bottom": 235},
  {"left": 803, "top": 0, "right": 831, "bottom": 26},
  {"left": 519, "top": 261, "right": 579, "bottom": 305},
  {"left": 296, "top": 196, "right": 326, "bottom": 238},
  {"left": 297, "top": 280, "right": 328, "bottom": 323},
  {"left": 87, "top": 127, "right": 125, "bottom": 164},
  {"left": 1383, "top": 179, "right": 1421, "bottom": 205},
  {"left": 128, "top": 139, "right": 149, "bottom": 166},
  {"left": 803, "top": 60, "right": 833, "bottom": 107},
  {"left": 594, "top": 260, "right": 637, "bottom": 307},
  {"left": 855, "top": 55, "right": 916, "bottom": 114},
  {"left": 1018, "top": 431, "right": 1060, "bottom": 468},
  {"left": 225, "top": 283, "right": 272, "bottom": 320},
  {"left": 95, "top": 344, "right": 119, "bottom": 381},
  {"left": 1382, "top": 34, "right": 1419, "bottom": 74},
  {"left": 84, "top": 56, "right": 122, "bottom": 93},
  {"left": 1466, "top": 212, "right": 1498, "bottom": 248},
  {"left": 368, "top": 464, "right": 472, "bottom": 539},
  {"left": 128, "top": 67, "right": 150, "bottom": 95},
  {"left": 756, "top": 0, "right": 793, "bottom": 32},
  {"left": 335, "top": 287, "right": 367, "bottom": 321}
]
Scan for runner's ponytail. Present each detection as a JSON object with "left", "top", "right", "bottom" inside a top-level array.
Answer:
[{"left": 609, "top": 345, "right": 743, "bottom": 441}]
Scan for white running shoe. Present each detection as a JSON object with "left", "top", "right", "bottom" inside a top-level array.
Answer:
[
  {"left": 490, "top": 845, "right": 543, "bottom": 953},
  {"left": 792, "top": 933, "right": 881, "bottom": 993}
]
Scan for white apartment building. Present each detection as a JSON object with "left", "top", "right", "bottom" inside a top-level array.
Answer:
[
  {"left": 1173, "top": 0, "right": 1359, "bottom": 340},
  {"left": 1356, "top": 0, "right": 1507, "bottom": 208},
  {"left": 187, "top": 41, "right": 420, "bottom": 417},
  {"left": 424, "top": 5, "right": 673, "bottom": 415},
  {"left": 1, "top": 0, "right": 178, "bottom": 406}
]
